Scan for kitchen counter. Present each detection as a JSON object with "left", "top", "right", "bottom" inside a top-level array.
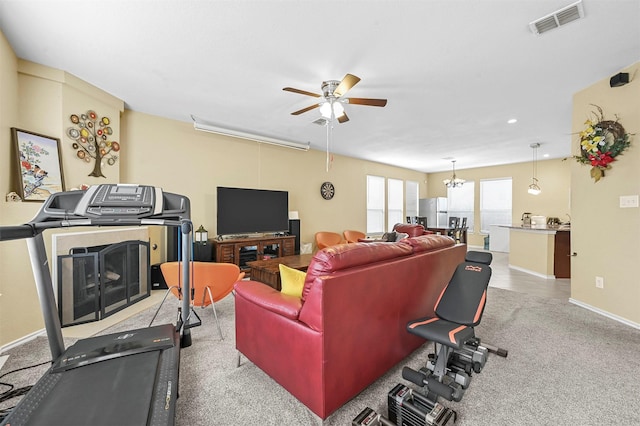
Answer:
[
  {"left": 501, "top": 224, "right": 570, "bottom": 233},
  {"left": 506, "top": 225, "right": 571, "bottom": 279}
]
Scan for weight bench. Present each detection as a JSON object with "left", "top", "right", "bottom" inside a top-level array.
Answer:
[{"left": 404, "top": 251, "right": 507, "bottom": 405}]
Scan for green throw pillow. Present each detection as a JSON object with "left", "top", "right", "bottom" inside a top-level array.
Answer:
[{"left": 279, "top": 264, "right": 306, "bottom": 297}]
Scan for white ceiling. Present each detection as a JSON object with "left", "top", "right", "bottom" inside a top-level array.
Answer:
[{"left": 1, "top": 0, "right": 638, "bottom": 172}]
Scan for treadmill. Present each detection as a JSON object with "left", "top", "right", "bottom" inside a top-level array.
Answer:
[{"left": 0, "top": 184, "right": 195, "bottom": 426}]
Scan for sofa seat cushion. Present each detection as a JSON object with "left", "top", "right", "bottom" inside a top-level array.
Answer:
[
  {"left": 400, "top": 234, "right": 456, "bottom": 253},
  {"left": 302, "top": 241, "right": 412, "bottom": 301},
  {"left": 234, "top": 281, "right": 303, "bottom": 320}
]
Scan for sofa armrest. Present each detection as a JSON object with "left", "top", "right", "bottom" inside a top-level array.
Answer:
[{"left": 234, "top": 280, "right": 303, "bottom": 320}]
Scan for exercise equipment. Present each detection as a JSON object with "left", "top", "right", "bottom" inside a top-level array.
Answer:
[
  {"left": 0, "top": 184, "right": 194, "bottom": 426},
  {"left": 352, "top": 383, "right": 456, "bottom": 426},
  {"left": 403, "top": 251, "right": 507, "bottom": 414}
]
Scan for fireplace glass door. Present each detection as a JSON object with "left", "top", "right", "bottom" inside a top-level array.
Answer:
[{"left": 58, "top": 240, "right": 150, "bottom": 327}]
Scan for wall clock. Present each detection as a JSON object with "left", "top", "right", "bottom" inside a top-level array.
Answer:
[{"left": 320, "top": 181, "right": 335, "bottom": 200}]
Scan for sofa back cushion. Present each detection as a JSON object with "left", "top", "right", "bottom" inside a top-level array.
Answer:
[
  {"left": 302, "top": 241, "right": 412, "bottom": 302},
  {"left": 392, "top": 223, "right": 426, "bottom": 237},
  {"left": 399, "top": 234, "right": 456, "bottom": 253}
]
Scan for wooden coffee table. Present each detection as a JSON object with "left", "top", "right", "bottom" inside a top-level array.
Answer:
[{"left": 247, "top": 254, "right": 314, "bottom": 291}]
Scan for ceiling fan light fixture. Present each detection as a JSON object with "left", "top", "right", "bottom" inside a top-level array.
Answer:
[{"left": 320, "top": 101, "right": 344, "bottom": 119}]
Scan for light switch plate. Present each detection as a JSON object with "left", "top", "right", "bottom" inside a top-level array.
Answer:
[{"left": 619, "top": 195, "right": 639, "bottom": 208}]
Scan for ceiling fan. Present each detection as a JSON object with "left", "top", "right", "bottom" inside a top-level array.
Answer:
[{"left": 283, "top": 73, "right": 387, "bottom": 124}]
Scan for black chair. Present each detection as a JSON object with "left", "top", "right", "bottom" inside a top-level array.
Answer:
[
  {"left": 454, "top": 217, "right": 467, "bottom": 243},
  {"left": 403, "top": 251, "right": 507, "bottom": 405},
  {"left": 416, "top": 216, "right": 427, "bottom": 228},
  {"left": 447, "top": 217, "right": 459, "bottom": 238}
]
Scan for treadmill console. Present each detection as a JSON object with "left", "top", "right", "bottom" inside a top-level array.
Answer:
[{"left": 74, "top": 184, "right": 163, "bottom": 218}]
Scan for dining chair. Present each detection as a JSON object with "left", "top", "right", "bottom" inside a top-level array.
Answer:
[
  {"left": 315, "top": 232, "right": 346, "bottom": 250},
  {"left": 343, "top": 230, "right": 366, "bottom": 243}
]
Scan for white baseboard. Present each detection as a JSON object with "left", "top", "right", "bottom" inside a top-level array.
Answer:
[
  {"left": 508, "top": 264, "right": 555, "bottom": 279},
  {"left": 0, "top": 328, "right": 46, "bottom": 354},
  {"left": 0, "top": 354, "right": 8, "bottom": 370},
  {"left": 569, "top": 298, "right": 640, "bottom": 330}
]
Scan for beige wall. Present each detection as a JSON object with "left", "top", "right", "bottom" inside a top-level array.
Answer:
[
  {"left": 2, "top": 30, "right": 638, "bottom": 347},
  {"left": 426, "top": 158, "right": 572, "bottom": 247},
  {"left": 0, "top": 49, "right": 126, "bottom": 345},
  {"left": 120, "top": 110, "right": 428, "bottom": 247},
  {"left": 571, "top": 62, "right": 640, "bottom": 324}
]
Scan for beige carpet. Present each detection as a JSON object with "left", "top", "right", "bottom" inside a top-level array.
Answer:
[{"left": 2, "top": 287, "right": 640, "bottom": 425}]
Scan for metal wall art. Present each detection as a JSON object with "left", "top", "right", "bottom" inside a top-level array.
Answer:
[{"left": 67, "top": 110, "right": 120, "bottom": 178}]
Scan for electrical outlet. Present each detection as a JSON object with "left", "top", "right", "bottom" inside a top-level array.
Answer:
[
  {"left": 595, "top": 276, "right": 604, "bottom": 289},
  {"left": 619, "top": 195, "right": 639, "bottom": 208}
]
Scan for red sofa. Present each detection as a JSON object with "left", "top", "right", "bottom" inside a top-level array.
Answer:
[{"left": 234, "top": 234, "right": 466, "bottom": 420}]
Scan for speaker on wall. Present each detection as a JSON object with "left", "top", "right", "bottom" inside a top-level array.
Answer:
[
  {"left": 610, "top": 72, "right": 629, "bottom": 87},
  {"left": 288, "top": 219, "right": 301, "bottom": 255}
]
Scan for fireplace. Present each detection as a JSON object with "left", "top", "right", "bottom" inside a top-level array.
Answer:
[{"left": 57, "top": 240, "right": 150, "bottom": 327}]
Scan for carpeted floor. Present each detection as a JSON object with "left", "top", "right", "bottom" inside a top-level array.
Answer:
[{"left": 2, "top": 287, "right": 640, "bottom": 425}]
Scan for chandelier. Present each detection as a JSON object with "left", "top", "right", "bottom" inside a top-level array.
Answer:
[
  {"left": 443, "top": 160, "right": 465, "bottom": 188},
  {"left": 528, "top": 143, "right": 541, "bottom": 195}
]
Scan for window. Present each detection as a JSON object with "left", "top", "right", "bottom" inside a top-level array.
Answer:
[
  {"left": 447, "top": 182, "right": 475, "bottom": 232},
  {"left": 480, "top": 178, "right": 512, "bottom": 233},
  {"left": 387, "top": 178, "right": 404, "bottom": 231},
  {"left": 405, "top": 180, "right": 419, "bottom": 220},
  {"left": 366, "top": 175, "right": 385, "bottom": 233}
]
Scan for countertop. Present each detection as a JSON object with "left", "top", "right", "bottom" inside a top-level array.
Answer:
[{"left": 501, "top": 224, "right": 570, "bottom": 232}]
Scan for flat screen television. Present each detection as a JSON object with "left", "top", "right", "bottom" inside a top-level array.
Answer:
[{"left": 216, "top": 186, "right": 289, "bottom": 236}]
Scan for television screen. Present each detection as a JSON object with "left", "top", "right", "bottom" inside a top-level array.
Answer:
[{"left": 217, "top": 187, "right": 289, "bottom": 236}]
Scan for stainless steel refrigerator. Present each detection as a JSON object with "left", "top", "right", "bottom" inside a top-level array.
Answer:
[{"left": 418, "top": 197, "right": 448, "bottom": 228}]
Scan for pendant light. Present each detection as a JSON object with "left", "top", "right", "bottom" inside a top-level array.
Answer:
[
  {"left": 443, "top": 160, "right": 465, "bottom": 188},
  {"left": 528, "top": 143, "right": 541, "bottom": 195}
]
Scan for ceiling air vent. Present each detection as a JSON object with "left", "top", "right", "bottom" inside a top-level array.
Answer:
[{"left": 529, "top": 0, "right": 584, "bottom": 35}]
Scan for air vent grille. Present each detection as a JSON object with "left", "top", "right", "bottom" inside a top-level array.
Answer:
[{"left": 529, "top": 0, "right": 584, "bottom": 35}]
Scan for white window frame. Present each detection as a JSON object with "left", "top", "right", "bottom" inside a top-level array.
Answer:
[
  {"left": 387, "top": 178, "right": 404, "bottom": 231},
  {"left": 480, "top": 178, "right": 512, "bottom": 234},
  {"left": 405, "top": 180, "right": 419, "bottom": 221},
  {"left": 366, "top": 175, "right": 385, "bottom": 233},
  {"left": 447, "top": 182, "right": 475, "bottom": 232}
]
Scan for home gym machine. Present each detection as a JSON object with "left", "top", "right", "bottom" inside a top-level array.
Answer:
[
  {"left": 353, "top": 252, "right": 508, "bottom": 426},
  {"left": 0, "top": 184, "right": 197, "bottom": 426}
]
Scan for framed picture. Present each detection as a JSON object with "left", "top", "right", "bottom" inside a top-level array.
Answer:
[{"left": 12, "top": 128, "right": 65, "bottom": 201}]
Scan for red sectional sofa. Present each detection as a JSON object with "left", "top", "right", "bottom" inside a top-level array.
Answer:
[{"left": 234, "top": 234, "right": 466, "bottom": 420}]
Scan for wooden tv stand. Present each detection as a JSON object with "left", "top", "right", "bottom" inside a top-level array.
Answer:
[{"left": 211, "top": 235, "right": 296, "bottom": 276}]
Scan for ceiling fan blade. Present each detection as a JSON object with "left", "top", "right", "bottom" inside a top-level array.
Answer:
[
  {"left": 333, "top": 74, "right": 361, "bottom": 97},
  {"left": 291, "top": 103, "right": 321, "bottom": 115},
  {"left": 345, "top": 97, "right": 388, "bottom": 107},
  {"left": 338, "top": 112, "right": 350, "bottom": 123},
  {"left": 283, "top": 87, "right": 322, "bottom": 98}
]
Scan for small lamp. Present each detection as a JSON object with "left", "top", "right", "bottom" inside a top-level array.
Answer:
[{"left": 194, "top": 225, "right": 208, "bottom": 244}]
